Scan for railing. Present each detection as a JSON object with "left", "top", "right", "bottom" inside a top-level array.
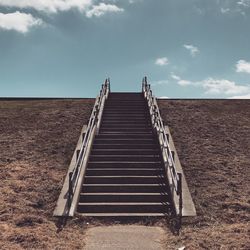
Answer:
[
  {"left": 142, "top": 76, "right": 183, "bottom": 233},
  {"left": 67, "top": 79, "right": 110, "bottom": 210}
]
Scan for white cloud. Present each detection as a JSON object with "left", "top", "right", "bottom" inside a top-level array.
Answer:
[
  {"left": 202, "top": 78, "right": 249, "bottom": 95},
  {"left": 221, "top": 7, "right": 230, "bottom": 14},
  {"left": 0, "top": 11, "right": 43, "bottom": 33},
  {"left": 171, "top": 73, "right": 250, "bottom": 95},
  {"left": 170, "top": 73, "right": 181, "bottom": 81},
  {"left": 151, "top": 80, "right": 169, "bottom": 86},
  {"left": 171, "top": 73, "right": 192, "bottom": 86},
  {"left": 0, "top": 0, "right": 92, "bottom": 13},
  {"left": 155, "top": 57, "right": 169, "bottom": 66},
  {"left": 236, "top": 60, "right": 250, "bottom": 74},
  {"left": 86, "top": 3, "right": 124, "bottom": 17},
  {"left": 183, "top": 44, "right": 200, "bottom": 57},
  {"left": 237, "top": 0, "right": 250, "bottom": 7},
  {"left": 229, "top": 93, "right": 250, "bottom": 99},
  {"left": 158, "top": 96, "right": 169, "bottom": 99}
]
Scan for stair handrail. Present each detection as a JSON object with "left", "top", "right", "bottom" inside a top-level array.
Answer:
[
  {"left": 67, "top": 78, "right": 110, "bottom": 209},
  {"left": 142, "top": 76, "right": 183, "bottom": 223}
]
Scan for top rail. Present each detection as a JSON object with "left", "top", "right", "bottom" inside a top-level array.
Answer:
[
  {"left": 142, "top": 76, "right": 182, "bottom": 221},
  {"left": 67, "top": 78, "right": 110, "bottom": 211}
]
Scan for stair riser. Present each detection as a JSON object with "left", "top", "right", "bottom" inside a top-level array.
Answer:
[
  {"left": 103, "top": 114, "right": 149, "bottom": 117},
  {"left": 100, "top": 129, "right": 152, "bottom": 133},
  {"left": 103, "top": 108, "right": 148, "bottom": 114},
  {"left": 101, "top": 120, "right": 150, "bottom": 124},
  {"left": 91, "top": 150, "right": 158, "bottom": 155},
  {"left": 102, "top": 117, "right": 150, "bottom": 125},
  {"left": 101, "top": 124, "right": 151, "bottom": 128},
  {"left": 94, "top": 139, "right": 156, "bottom": 144},
  {"left": 77, "top": 204, "right": 170, "bottom": 213},
  {"left": 79, "top": 194, "right": 169, "bottom": 203},
  {"left": 96, "top": 134, "right": 154, "bottom": 139},
  {"left": 92, "top": 144, "right": 157, "bottom": 149},
  {"left": 89, "top": 156, "right": 161, "bottom": 162},
  {"left": 104, "top": 109, "right": 147, "bottom": 112},
  {"left": 105, "top": 103, "right": 146, "bottom": 105},
  {"left": 86, "top": 169, "right": 163, "bottom": 176},
  {"left": 87, "top": 162, "right": 162, "bottom": 168},
  {"left": 104, "top": 108, "right": 147, "bottom": 111},
  {"left": 84, "top": 177, "right": 165, "bottom": 184},
  {"left": 106, "top": 102, "right": 145, "bottom": 105},
  {"left": 104, "top": 107, "right": 146, "bottom": 110},
  {"left": 82, "top": 185, "right": 167, "bottom": 193},
  {"left": 100, "top": 128, "right": 152, "bottom": 131}
]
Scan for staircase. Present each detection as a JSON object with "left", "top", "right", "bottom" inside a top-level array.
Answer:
[{"left": 77, "top": 93, "right": 172, "bottom": 216}]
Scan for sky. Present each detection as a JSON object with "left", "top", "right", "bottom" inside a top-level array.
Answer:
[{"left": 0, "top": 0, "right": 250, "bottom": 98}]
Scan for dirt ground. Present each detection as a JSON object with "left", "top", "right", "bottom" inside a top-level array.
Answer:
[{"left": 0, "top": 99, "right": 249, "bottom": 249}]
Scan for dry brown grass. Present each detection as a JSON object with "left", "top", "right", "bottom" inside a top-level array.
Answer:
[{"left": 0, "top": 99, "right": 249, "bottom": 249}]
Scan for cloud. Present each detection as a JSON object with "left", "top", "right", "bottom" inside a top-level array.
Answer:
[
  {"left": 0, "top": 0, "right": 92, "bottom": 13},
  {"left": 171, "top": 73, "right": 192, "bottom": 86},
  {"left": 201, "top": 78, "right": 249, "bottom": 95},
  {"left": 86, "top": 3, "right": 124, "bottom": 17},
  {"left": 170, "top": 74, "right": 181, "bottom": 81},
  {"left": 155, "top": 57, "right": 169, "bottom": 66},
  {"left": 171, "top": 73, "right": 250, "bottom": 95},
  {"left": 0, "top": 11, "right": 43, "bottom": 33},
  {"left": 237, "top": 0, "right": 250, "bottom": 7},
  {"left": 220, "top": 7, "right": 230, "bottom": 14},
  {"left": 151, "top": 80, "right": 169, "bottom": 86},
  {"left": 236, "top": 60, "right": 250, "bottom": 74},
  {"left": 229, "top": 93, "right": 250, "bottom": 99},
  {"left": 158, "top": 96, "right": 169, "bottom": 99},
  {"left": 183, "top": 44, "right": 200, "bottom": 57}
]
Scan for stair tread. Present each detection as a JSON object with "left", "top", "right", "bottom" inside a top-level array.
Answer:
[
  {"left": 78, "top": 202, "right": 168, "bottom": 205},
  {"left": 87, "top": 168, "right": 162, "bottom": 170},
  {"left": 83, "top": 184, "right": 166, "bottom": 186},
  {"left": 80, "top": 193, "right": 168, "bottom": 195},
  {"left": 85, "top": 176, "right": 164, "bottom": 178},
  {"left": 92, "top": 149, "right": 158, "bottom": 151},
  {"left": 76, "top": 213, "right": 166, "bottom": 216},
  {"left": 90, "top": 155, "right": 160, "bottom": 157},
  {"left": 88, "top": 161, "right": 161, "bottom": 163}
]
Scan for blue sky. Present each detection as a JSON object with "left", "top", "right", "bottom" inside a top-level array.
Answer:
[{"left": 0, "top": 0, "right": 250, "bottom": 98}]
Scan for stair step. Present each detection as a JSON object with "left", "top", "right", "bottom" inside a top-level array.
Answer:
[
  {"left": 77, "top": 202, "right": 170, "bottom": 213},
  {"left": 91, "top": 149, "right": 159, "bottom": 155},
  {"left": 75, "top": 213, "right": 166, "bottom": 217},
  {"left": 84, "top": 176, "right": 165, "bottom": 184},
  {"left": 103, "top": 114, "right": 149, "bottom": 117},
  {"left": 79, "top": 193, "right": 169, "bottom": 202},
  {"left": 104, "top": 108, "right": 147, "bottom": 111},
  {"left": 104, "top": 106, "right": 146, "bottom": 110},
  {"left": 101, "top": 124, "right": 151, "bottom": 128},
  {"left": 99, "top": 132, "right": 152, "bottom": 135},
  {"left": 92, "top": 144, "right": 157, "bottom": 149},
  {"left": 87, "top": 161, "right": 162, "bottom": 168},
  {"left": 85, "top": 168, "right": 164, "bottom": 176},
  {"left": 100, "top": 127, "right": 152, "bottom": 131},
  {"left": 102, "top": 117, "right": 149, "bottom": 121},
  {"left": 107, "top": 98, "right": 144, "bottom": 100},
  {"left": 105, "top": 102, "right": 145, "bottom": 105},
  {"left": 96, "top": 134, "right": 153, "bottom": 139},
  {"left": 103, "top": 109, "right": 147, "bottom": 113},
  {"left": 100, "top": 128, "right": 152, "bottom": 133},
  {"left": 82, "top": 184, "right": 168, "bottom": 193},
  {"left": 89, "top": 155, "right": 161, "bottom": 162},
  {"left": 94, "top": 139, "right": 156, "bottom": 144}
]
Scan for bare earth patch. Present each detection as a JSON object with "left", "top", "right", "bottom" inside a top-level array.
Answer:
[{"left": 0, "top": 99, "right": 249, "bottom": 249}]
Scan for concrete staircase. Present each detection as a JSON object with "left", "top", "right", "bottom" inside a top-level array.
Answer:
[{"left": 77, "top": 93, "right": 172, "bottom": 216}]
